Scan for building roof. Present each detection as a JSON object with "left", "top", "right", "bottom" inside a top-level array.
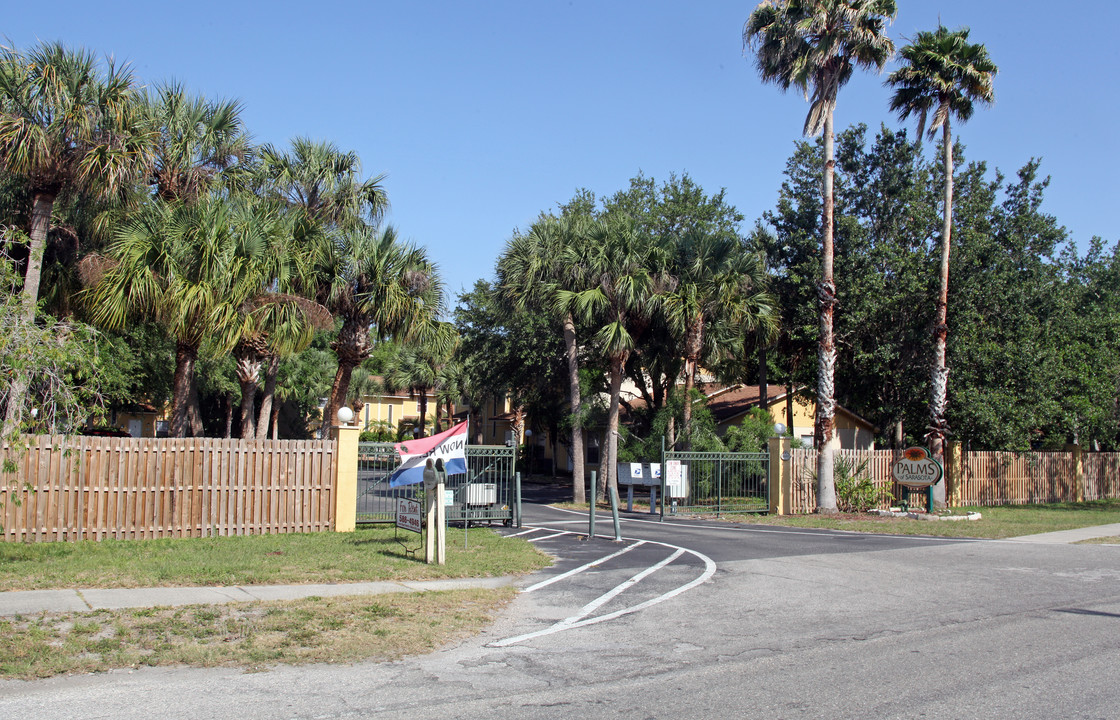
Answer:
[{"left": 706, "top": 384, "right": 876, "bottom": 431}]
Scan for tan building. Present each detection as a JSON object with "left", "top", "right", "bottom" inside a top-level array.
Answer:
[{"left": 704, "top": 384, "right": 876, "bottom": 450}]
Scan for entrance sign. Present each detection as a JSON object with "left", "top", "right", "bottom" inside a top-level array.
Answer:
[
  {"left": 892, "top": 447, "right": 944, "bottom": 488},
  {"left": 396, "top": 497, "right": 422, "bottom": 533}
]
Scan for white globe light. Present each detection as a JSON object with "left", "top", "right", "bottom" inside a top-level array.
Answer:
[
  {"left": 773, "top": 422, "right": 787, "bottom": 436},
  {"left": 336, "top": 406, "right": 354, "bottom": 425}
]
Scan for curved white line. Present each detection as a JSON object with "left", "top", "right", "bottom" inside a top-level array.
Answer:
[
  {"left": 490, "top": 527, "right": 717, "bottom": 647},
  {"left": 523, "top": 541, "right": 646, "bottom": 593}
]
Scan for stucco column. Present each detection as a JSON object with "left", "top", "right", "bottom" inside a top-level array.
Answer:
[
  {"left": 332, "top": 425, "right": 360, "bottom": 532},
  {"left": 769, "top": 436, "right": 792, "bottom": 515},
  {"left": 1065, "top": 443, "right": 1084, "bottom": 503}
]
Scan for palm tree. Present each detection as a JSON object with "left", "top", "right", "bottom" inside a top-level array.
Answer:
[
  {"left": 382, "top": 325, "right": 458, "bottom": 437},
  {"left": 256, "top": 138, "right": 390, "bottom": 430},
  {"left": 497, "top": 214, "right": 596, "bottom": 503},
  {"left": 318, "top": 225, "right": 446, "bottom": 438},
  {"left": 0, "top": 41, "right": 152, "bottom": 433},
  {"left": 85, "top": 195, "right": 267, "bottom": 436},
  {"left": 145, "top": 82, "right": 251, "bottom": 203},
  {"left": 744, "top": 0, "right": 896, "bottom": 512},
  {"left": 664, "top": 230, "right": 778, "bottom": 448},
  {"left": 886, "top": 26, "right": 996, "bottom": 485},
  {"left": 560, "top": 219, "right": 668, "bottom": 500}
]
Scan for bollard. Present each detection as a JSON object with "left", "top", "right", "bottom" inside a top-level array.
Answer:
[
  {"left": 609, "top": 486, "right": 622, "bottom": 541},
  {"left": 588, "top": 471, "right": 597, "bottom": 539}
]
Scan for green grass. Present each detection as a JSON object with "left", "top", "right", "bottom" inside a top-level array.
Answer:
[
  {"left": 717, "top": 498, "right": 1120, "bottom": 539},
  {"left": 0, "top": 525, "right": 550, "bottom": 592},
  {"left": 0, "top": 588, "right": 517, "bottom": 679}
]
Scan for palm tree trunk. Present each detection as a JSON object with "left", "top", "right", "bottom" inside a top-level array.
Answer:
[
  {"left": 169, "top": 342, "right": 198, "bottom": 438},
  {"left": 223, "top": 394, "right": 234, "bottom": 438},
  {"left": 929, "top": 119, "right": 954, "bottom": 508},
  {"left": 271, "top": 401, "right": 280, "bottom": 440},
  {"left": 255, "top": 354, "right": 280, "bottom": 439},
  {"left": 187, "top": 378, "right": 204, "bottom": 437},
  {"left": 759, "top": 341, "right": 768, "bottom": 410},
  {"left": 235, "top": 350, "right": 261, "bottom": 439},
  {"left": 324, "top": 361, "right": 355, "bottom": 439},
  {"left": 563, "top": 313, "right": 586, "bottom": 503},
  {"left": 1, "top": 192, "right": 56, "bottom": 436},
  {"left": 816, "top": 110, "right": 839, "bottom": 513},
  {"left": 681, "top": 315, "right": 704, "bottom": 451},
  {"left": 417, "top": 393, "right": 428, "bottom": 437},
  {"left": 604, "top": 352, "right": 627, "bottom": 502}
]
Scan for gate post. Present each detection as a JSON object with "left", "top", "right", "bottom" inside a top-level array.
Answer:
[
  {"left": 768, "top": 436, "right": 792, "bottom": 515},
  {"left": 1065, "top": 443, "right": 1085, "bottom": 502},
  {"left": 332, "top": 424, "right": 360, "bottom": 532},
  {"left": 945, "top": 441, "right": 963, "bottom": 507}
]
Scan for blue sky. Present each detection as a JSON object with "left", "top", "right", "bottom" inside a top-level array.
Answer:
[{"left": 6, "top": 1, "right": 1118, "bottom": 297}]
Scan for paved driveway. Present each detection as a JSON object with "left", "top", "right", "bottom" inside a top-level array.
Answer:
[{"left": 2, "top": 501, "right": 1118, "bottom": 719}]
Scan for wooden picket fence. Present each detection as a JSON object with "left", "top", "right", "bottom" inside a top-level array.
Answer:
[
  {"left": 790, "top": 446, "right": 1120, "bottom": 514},
  {"left": 1, "top": 435, "right": 338, "bottom": 542}
]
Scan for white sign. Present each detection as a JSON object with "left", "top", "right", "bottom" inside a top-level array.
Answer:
[
  {"left": 892, "top": 447, "right": 944, "bottom": 488},
  {"left": 630, "top": 462, "right": 644, "bottom": 478},
  {"left": 444, "top": 489, "right": 455, "bottom": 507},
  {"left": 396, "top": 497, "right": 422, "bottom": 534},
  {"left": 664, "top": 461, "right": 689, "bottom": 499}
]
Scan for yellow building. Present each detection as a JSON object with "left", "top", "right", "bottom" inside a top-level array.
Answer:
[{"left": 704, "top": 384, "right": 876, "bottom": 450}]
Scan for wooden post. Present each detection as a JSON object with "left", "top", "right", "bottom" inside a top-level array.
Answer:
[
  {"left": 769, "top": 436, "right": 792, "bottom": 515},
  {"left": 332, "top": 424, "right": 359, "bottom": 532}
]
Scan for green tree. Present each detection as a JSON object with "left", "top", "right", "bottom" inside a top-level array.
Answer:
[
  {"left": 85, "top": 196, "right": 271, "bottom": 436},
  {"left": 662, "top": 229, "right": 777, "bottom": 448},
  {"left": 496, "top": 214, "right": 597, "bottom": 501},
  {"left": 317, "top": 225, "right": 446, "bottom": 437},
  {"left": 0, "top": 41, "right": 152, "bottom": 433},
  {"left": 559, "top": 219, "right": 667, "bottom": 499},
  {"left": 744, "top": 0, "right": 896, "bottom": 512},
  {"left": 887, "top": 25, "right": 997, "bottom": 491}
]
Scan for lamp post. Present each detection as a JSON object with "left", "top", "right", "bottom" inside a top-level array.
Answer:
[{"left": 336, "top": 406, "right": 354, "bottom": 426}]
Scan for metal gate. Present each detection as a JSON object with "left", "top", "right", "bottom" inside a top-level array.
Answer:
[
  {"left": 356, "top": 443, "right": 520, "bottom": 526},
  {"left": 661, "top": 449, "right": 769, "bottom": 516}
]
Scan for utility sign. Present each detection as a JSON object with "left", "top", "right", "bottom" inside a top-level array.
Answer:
[
  {"left": 396, "top": 497, "right": 422, "bottom": 534},
  {"left": 892, "top": 447, "right": 944, "bottom": 488}
]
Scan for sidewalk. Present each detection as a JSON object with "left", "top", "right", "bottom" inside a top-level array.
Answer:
[
  {"left": 1007, "top": 522, "right": 1120, "bottom": 544},
  {"left": 0, "top": 576, "right": 518, "bottom": 617}
]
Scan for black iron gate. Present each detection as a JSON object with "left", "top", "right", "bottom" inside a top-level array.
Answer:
[
  {"left": 660, "top": 449, "right": 769, "bottom": 516},
  {"left": 356, "top": 443, "right": 520, "bottom": 526}
]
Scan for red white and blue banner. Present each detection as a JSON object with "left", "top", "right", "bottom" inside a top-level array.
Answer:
[{"left": 388, "top": 421, "right": 469, "bottom": 487}]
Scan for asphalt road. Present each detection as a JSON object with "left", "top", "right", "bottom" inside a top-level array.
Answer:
[{"left": 2, "top": 495, "right": 1118, "bottom": 719}]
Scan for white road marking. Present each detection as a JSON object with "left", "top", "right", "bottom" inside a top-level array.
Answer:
[
  {"left": 523, "top": 540, "right": 646, "bottom": 593},
  {"left": 490, "top": 527, "right": 717, "bottom": 647},
  {"left": 526, "top": 532, "right": 568, "bottom": 542},
  {"left": 507, "top": 528, "right": 540, "bottom": 537}
]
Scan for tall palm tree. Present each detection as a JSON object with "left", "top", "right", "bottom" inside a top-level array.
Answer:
[
  {"left": 559, "top": 219, "right": 668, "bottom": 500},
  {"left": 497, "top": 214, "right": 596, "bottom": 503},
  {"left": 317, "top": 225, "right": 446, "bottom": 437},
  {"left": 256, "top": 138, "right": 390, "bottom": 431},
  {"left": 886, "top": 26, "right": 996, "bottom": 486},
  {"left": 145, "top": 82, "right": 251, "bottom": 203},
  {"left": 664, "top": 230, "right": 778, "bottom": 448},
  {"left": 0, "top": 41, "right": 152, "bottom": 434},
  {"left": 744, "top": 0, "right": 896, "bottom": 512}
]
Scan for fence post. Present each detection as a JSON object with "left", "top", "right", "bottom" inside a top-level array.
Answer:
[
  {"left": 945, "top": 441, "right": 963, "bottom": 507},
  {"left": 332, "top": 424, "right": 360, "bottom": 532},
  {"left": 1065, "top": 443, "right": 1084, "bottom": 502},
  {"left": 768, "top": 436, "right": 792, "bottom": 515}
]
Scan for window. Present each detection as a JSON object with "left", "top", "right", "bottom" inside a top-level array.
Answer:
[{"left": 587, "top": 435, "right": 600, "bottom": 465}]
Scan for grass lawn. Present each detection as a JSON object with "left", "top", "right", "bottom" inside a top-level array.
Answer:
[
  {"left": 0, "top": 525, "right": 549, "bottom": 678},
  {"left": 0, "top": 525, "right": 550, "bottom": 592},
  {"left": 557, "top": 498, "right": 1120, "bottom": 540},
  {"left": 0, "top": 588, "right": 516, "bottom": 680}
]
